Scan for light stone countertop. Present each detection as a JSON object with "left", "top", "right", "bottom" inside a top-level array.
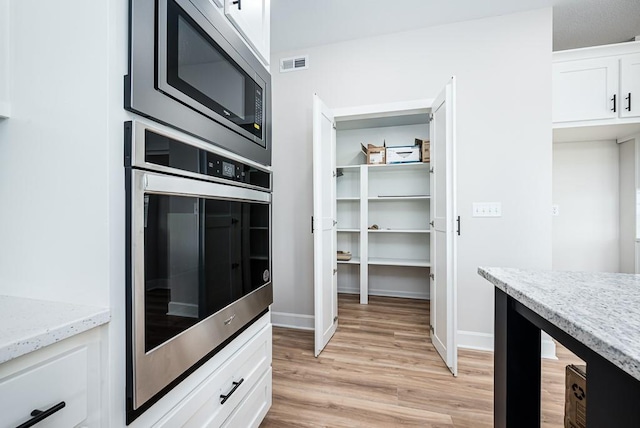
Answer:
[
  {"left": 0, "top": 295, "right": 110, "bottom": 364},
  {"left": 478, "top": 267, "right": 640, "bottom": 381}
]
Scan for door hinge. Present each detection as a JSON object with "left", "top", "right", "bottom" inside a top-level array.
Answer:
[
  {"left": 333, "top": 315, "right": 338, "bottom": 323},
  {"left": 456, "top": 215, "right": 461, "bottom": 236},
  {"left": 311, "top": 216, "right": 314, "bottom": 234},
  {"left": 428, "top": 114, "right": 434, "bottom": 123},
  {"left": 430, "top": 325, "right": 434, "bottom": 333},
  {"left": 333, "top": 268, "right": 337, "bottom": 275},
  {"left": 333, "top": 171, "right": 336, "bottom": 177},
  {"left": 429, "top": 167, "right": 434, "bottom": 174},
  {"left": 429, "top": 273, "right": 434, "bottom": 280},
  {"left": 333, "top": 219, "right": 337, "bottom": 226},
  {"left": 332, "top": 123, "right": 337, "bottom": 130}
]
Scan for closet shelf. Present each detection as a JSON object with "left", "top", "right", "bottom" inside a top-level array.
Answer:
[
  {"left": 337, "top": 229, "right": 360, "bottom": 233},
  {"left": 337, "top": 197, "right": 360, "bottom": 201},
  {"left": 368, "top": 229, "right": 430, "bottom": 234},
  {"left": 368, "top": 196, "right": 430, "bottom": 201},
  {"left": 368, "top": 258, "right": 431, "bottom": 268},
  {"left": 337, "top": 257, "right": 361, "bottom": 265}
]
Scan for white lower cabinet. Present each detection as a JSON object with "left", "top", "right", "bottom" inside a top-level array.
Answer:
[
  {"left": 221, "top": 368, "right": 272, "bottom": 428},
  {"left": 152, "top": 321, "right": 272, "bottom": 428},
  {"left": 0, "top": 328, "right": 103, "bottom": 428},
  {"left": 0, "top": 348, "right": 88, "bottom": 428}
]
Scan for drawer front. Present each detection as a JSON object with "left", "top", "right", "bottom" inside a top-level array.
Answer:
[
  {"left": 0, "top": 347, "right": 88, "bottom": 428},
  {"left": 153, "top": 323, "right": 271, "bottom": 428},
  {"left": 221, "top": 367, "right": 272, "bottom": 428}
]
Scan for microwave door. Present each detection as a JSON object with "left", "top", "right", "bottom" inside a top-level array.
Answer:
[{"left": 156, "top": 0, "right": 266, "bottom": 145}]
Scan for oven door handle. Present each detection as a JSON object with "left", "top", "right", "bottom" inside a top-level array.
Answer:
[{"left": 140, "top": 170, "right": 270, "bottom": 203}]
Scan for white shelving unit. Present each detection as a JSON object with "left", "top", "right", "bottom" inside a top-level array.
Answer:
[{"left": 333, "top": 110, "right": 431, "bottom": 303}]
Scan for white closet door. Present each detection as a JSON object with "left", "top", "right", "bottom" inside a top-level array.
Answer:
[
  {"left": 430, "top": 77, "right": 458, "bottom": 376},
  {"left": 312, "top": 94, "right": 338, "bottom": 357}
]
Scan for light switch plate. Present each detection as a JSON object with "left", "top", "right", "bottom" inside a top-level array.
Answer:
[{"left": 472, "top": 202, "right": 502, "bottom": 217}]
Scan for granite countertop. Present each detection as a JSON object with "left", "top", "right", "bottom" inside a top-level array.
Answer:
[
  {"left": 478, "top": 267, "right": 640, "bottom": 381},
  {"left": 0, "top": 295, "right": 110, "bottom": 364}
]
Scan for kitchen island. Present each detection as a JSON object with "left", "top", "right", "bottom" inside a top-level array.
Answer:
[{"left": 478, "top": 267, "right": 640, "bottom": 428}]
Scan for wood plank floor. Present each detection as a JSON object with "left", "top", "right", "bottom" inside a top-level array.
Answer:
[{"left": 260, "top": 294, "right": 583, "bottom": 427}]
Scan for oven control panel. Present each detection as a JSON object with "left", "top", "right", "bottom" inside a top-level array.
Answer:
[{"left": 206, "top": 153, "right": 270, "bottom": 190}]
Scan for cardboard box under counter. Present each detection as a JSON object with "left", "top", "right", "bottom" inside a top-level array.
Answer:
[
  {"left": 386, "top": 146, "right": 420, "bottom": 164},
  {"left": 565, "top": 364, "right": 587, "bottom": 428}
]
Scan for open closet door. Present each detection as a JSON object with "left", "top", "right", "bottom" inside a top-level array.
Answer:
[
  {"left": 430, "top": 77, "right": 458, "bottom": 376},
  {"left": 312, "top": 94, "right": 338, "bottom": 357}
]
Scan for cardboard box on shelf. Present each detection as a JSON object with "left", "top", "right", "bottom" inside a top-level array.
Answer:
[
  {"left": 361, "top": 143, "right": 386, "bottom": 165},
  {"left": 565, "top": 364, "right": 587, "bottom": 428},
  {"left": 416, "top": 138, "right": 430, "bottom": 162},
  {"left": 386, "top": 146, "right": 420, "bottom": 164}
]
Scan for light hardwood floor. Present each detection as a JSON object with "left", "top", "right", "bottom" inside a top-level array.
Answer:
[{"left": 261, "top": 294, "right": 583, "bottom": 427}]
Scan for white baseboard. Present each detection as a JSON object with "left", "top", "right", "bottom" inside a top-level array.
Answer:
[
  {"left": 457, "top": 330, "right": 494, "bottom": 352},
  {"left": 271, "top": 311, "right": 314, "bottom": 330},
  {"left": 457, "top": 330, "right": 557, "bottom": 359},
  {"left": 337, "top": 287, "right": 429, "bottom": 300}
]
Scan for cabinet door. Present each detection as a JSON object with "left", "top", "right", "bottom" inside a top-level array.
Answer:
[
  {"left": 553, "top": 57, "right": 619, "bottom": 123},
  {"left": 620, "top": 53, "right": 640, "bottom": 119},
  {"left": 224, "top": 0, "right": 270, "bottom": 65}
]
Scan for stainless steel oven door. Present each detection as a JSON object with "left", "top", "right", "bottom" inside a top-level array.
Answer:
[{"left": 129, "top": 169, "right": 272, "bottom": 410}]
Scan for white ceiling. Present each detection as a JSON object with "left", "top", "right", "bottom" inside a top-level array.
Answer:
[{"left": 271, "top": 0, "right": 640, "bottom": 54}]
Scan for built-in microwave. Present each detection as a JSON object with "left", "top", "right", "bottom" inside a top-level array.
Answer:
[{"left": 127, "top": 0, "right": 271, "bottom": 166}]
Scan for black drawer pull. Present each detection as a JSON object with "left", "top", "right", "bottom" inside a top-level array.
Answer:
[
  {"left": 626, "top": 93, "right": 632, "bottom": 112},
  {"left": 232, "top": 0, "right": 241, "bottom": 10},
  {"left": 16, "top": 401, "right": 66, "bottom": 428},
  {"left": 219, "top": 378, "right": 244, "bottom": 404},
  {"left": 611, "top": 94, "right": 617, "bottom": 112}
]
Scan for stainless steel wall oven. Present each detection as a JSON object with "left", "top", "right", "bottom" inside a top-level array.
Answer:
[
  {"left": 126, "top": 0, "right": 271, "bottom": 166},
  {"left": 125, "top": 121, "right": 272, "bottom": 423}
]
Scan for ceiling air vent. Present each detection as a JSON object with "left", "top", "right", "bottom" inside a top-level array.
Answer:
[{"left": 280, "top": 55, "right": 309, "bottom": 73}]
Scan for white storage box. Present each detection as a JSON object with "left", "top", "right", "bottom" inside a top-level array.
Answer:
[{"left": 386, "top": 146, "right": 420, "bottom": 164}]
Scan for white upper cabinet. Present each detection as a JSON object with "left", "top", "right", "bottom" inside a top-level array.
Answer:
[
  {"left": 225, "top": 0, "right": 270, "bottom": 65},
  {"left": 553, "top": 57, "right": 618, "bottom": 123},
  {"left": 553, "top": 42, "right": 640, "bottom": 127},
  {"left": 620, "top": 53, "right": 640, "bottom": 119}
]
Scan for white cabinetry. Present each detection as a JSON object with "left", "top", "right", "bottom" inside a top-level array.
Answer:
[
  {"left": 224, "top": 0, "right": 270, "bottom": 65},
  {"left": 0, "top": 329, "right": 103, "bottom": 428},
  {"left": 553, "top": 57, "right": 618, "bottom": 123},
  {"left": 620, "top": 54, "right": 640, "bottom": 119},
  {"left": 141, "top": 314, "right": 272, "bottom": 428},
  {"left": 553, "top": 41, "right": 640, "bottom": 141}
]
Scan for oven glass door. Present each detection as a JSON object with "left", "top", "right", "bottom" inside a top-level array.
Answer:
[
  {"left": 144, "top": 192, "right": 270, "bottom": 352},
  {"left": 161, "top": 0, "right": 264, "bottom": 142}
]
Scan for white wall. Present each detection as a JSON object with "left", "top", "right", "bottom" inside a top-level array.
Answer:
[
  {"left": 552, "top": 140, "right": 620, "bottom": 272},
  {"left": 619, "top": 136, "right": 638, "bottom": 273},
  {"left": 0, "top": 0, "right": 112, "bottom": 306},
  {"left": 270, "top": 8, "right": 553, "bottom": 347},
  {"left": 0, "top": 0, "right": 9, "bottom": 115}
]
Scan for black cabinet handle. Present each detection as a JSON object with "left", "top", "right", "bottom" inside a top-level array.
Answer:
[
  {"left": 220, "top": 378, "right": 244, "bottom": 404},
  {"left": 626, "top": 93, "right": 632, "bottom": 112},
  {"left": 611, "top": 94, "right": 617, "bottom": 112},
  {"left": 16, "top": 402, "right": 66, "bottom": 428},
  {"left": 232, "top": 0, "right": 241, "bottom": 10}
]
